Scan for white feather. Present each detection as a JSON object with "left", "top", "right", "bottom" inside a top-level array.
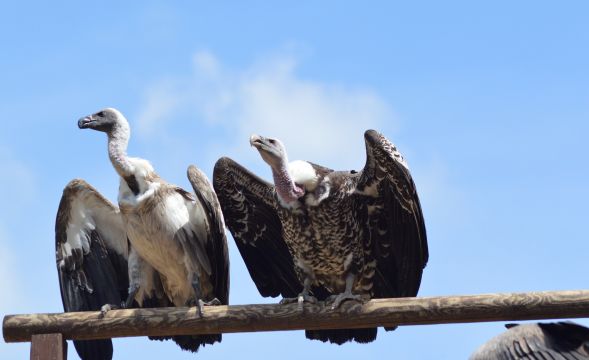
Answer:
[
  {"left": 60, "top": 183, "right": 128, "bottom": 272},
  {"left": 123, "top": 187, "right": 213, "bottom": 306},
  {"left": 355, "top": 181, "right": 379, "bottom": 197},
  {"left": 117, "top": 158, "right": 159, "bottom": 206},
  {"left": 305, "top": 178, "right": 331, "bottom": 206},
  {"left": 288, "top": 160, "right": 319, "bottom": 191}
]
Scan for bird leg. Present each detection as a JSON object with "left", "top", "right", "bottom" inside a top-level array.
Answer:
[
  {"left": 101, "top": 247, "right": 143, "bottom": 316},
  {"left": 279, "top": 277, "right": 317, "bottom": 312},
  {"left": 190, "top": 275, "right": 205, "bottom": 317},
  {"left": 328, "top": 273, "right": 364, "bottom": 310},
  {"left": 101, "top": 248, "right": 145, "bottom": 318},
  {"left": 189, "top": 274, "right": 221, "bottom": 317},
  {"left": 100, "top": 284, "right": 139, "bottom": 317},
  {"left": 124, "top": 284, "right": 140, "bottom": 308}
]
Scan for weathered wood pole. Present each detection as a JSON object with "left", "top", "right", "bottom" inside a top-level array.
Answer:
[
  {"left": 30, "top": 333, "right": 67, "bottom": 360},
  {"left": 4, "top": 290, "right": 589, "bottom": 343}
]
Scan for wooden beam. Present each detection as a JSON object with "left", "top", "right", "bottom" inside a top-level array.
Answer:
[
  {"left": 4, "top": 290, "right": 589, "bottom": 343},
  {"left": 30, "top": 333, "right": 67, "bottom": 360}
]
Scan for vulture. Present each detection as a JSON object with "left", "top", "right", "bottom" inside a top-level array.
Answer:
[
  {"left": 56, "top": 108, "right": 229, "bottom": 360},
  {"left": 213, "top": 129, "right": 428, "bottom": 344},
  {"left": 470, "top": 322, "right": 589, "bottom": 359}
]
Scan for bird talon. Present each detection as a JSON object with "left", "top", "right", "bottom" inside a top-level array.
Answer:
[
  {"left": 297, "top": 295, "right": 305, "bottom": 312},
  {"left": 280, "top": 294, "right": 317, "bottom": 306},
  {"left": 205, "top": 298, "right": 222, "bottom": 306},
  {"left": 100, "top": 303, "right": 119, "bottom": 317},
  {"left": 329, "top": 293, "right": 364, "bottom": 310},
  {"left": 279, "top": 297, "right": 298, "bottom": 305},
  {"left": 197, "top": 299, "right": 205, "bottom": 317},
  {"left": 194, "top": 297, "right": 222, "bottom": 317}
]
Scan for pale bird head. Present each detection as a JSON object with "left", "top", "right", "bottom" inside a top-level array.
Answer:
[
  {"left": 250, "top": 134, "right": 288, "bottom": 170},
  {"left": 78, "top": 107, "right": 128, "bottom": 134}
]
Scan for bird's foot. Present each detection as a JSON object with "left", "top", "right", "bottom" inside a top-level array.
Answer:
[
  {"left": 280, "top": 294, "right": 317, "bottom": 312},
  {"left": 204, "top": 298, "right": 222, "bottom": 306},
  {"left": 279, "top": 294, "right": 318, "bottom": 305},
  {"left": 124, "top": 284, "right": 139, "bottom": 309},
  {"left": 99, "top": 303, "right": 122, "bottom": 317},
  {"left": 278, "top": 297, "right": 298, "bottom": 305},
  {"left": 189, "top": 298, "right": 222, "bottom": 317},
  {"left": 327, "top": 292, "right": 365, "bottom": 310}
]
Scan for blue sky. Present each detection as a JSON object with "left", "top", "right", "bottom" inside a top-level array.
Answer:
[{"left": 1, "top": 1, "right": 588, "bottom": 359}]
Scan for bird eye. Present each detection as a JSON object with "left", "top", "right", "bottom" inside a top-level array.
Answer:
[
  {"left": 96, "top": 111, "right": 105, "bottom": 117},
  {"left": 269, "top": 139, "right": 276, "bottom": 144}
]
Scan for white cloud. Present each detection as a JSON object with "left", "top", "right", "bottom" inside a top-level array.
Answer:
[
  {"left": 135, "top": 48, "right": 470, "bottom": 237},
  {"left": 137, "top": 50, "right": 394, "bottom": 170},
  {"left": 135, "top": 78, "right": 187, "bottom": 137}
]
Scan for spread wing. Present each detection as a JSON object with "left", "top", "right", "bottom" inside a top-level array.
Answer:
[
  {"left": 470, "top": 322, "right": 589, "bottom": 359},
  {"left": 55, "top": 179, "right": 129, "bottom": 360},
  {"left": 356, "top": 130, "right": 428, "bottom": 298},
  {"left": 213, "top": 157, "right": 302, "bottom": 298},
  {"left": 186, "top": 165, "right": 230, "bottom": 305}
]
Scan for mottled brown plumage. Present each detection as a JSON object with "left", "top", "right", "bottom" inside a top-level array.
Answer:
[{"left": 213, "top": 129, "right": 428, "bottom": 344}]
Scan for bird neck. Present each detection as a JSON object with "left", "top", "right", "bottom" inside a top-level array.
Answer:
[
  {"left": 108, "top": 125, "right": 133, "bottom": 177},
  {"left": 272, "top": 163, "right": 305, "bottom": 203}
]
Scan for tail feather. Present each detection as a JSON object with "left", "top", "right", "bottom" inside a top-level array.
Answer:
[
  {"left": 148, "top": 335, "right": 171, "bottom": 342},
  {"left": 147, "top": 334, "right": 222, "bottom": 352},
  {"left": 172, "top": 334, "right": 222, "bottom": 352},
  {"left": 73, "top": 339, "right": 113, "bottom": 360},
  {"left": 305, "top": 328, "right": 377, "bottom": 345}
]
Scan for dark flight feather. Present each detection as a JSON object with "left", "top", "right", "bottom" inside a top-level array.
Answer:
[
  {"left": 213, "top": 157, "right": 303, "bottom": 298},
  {"left": 56, "top": 180, "right": 129, "bottom": 360},
  {"left": 187, "top": 165, "right": 230, "bottom": 305},
  {"left": 357, "top": 130, "right": 428, "bottom": 300}
]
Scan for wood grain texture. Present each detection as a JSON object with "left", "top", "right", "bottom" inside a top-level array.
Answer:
[
  {"left": 30, "top": 333, "right": 67, "bottom": 360},
  {"left": 5, "top": 290, "right": 589, "bottom": 343}
]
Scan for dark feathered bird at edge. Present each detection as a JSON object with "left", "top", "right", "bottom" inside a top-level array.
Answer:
[{"left": 470, "top": 322, "right": 589, "bottom": 359}]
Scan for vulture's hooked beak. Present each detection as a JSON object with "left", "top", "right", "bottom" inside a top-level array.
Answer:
[
  {"left": 78, "top": 115, "right": 95, "bottom": 129},
  {"left": 249, "top": 134, "right": 264, "bottom": 148}
]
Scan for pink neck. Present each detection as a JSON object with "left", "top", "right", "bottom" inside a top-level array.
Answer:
[{"left": 272, "top": 165, "right": 304, "bottom": 203}]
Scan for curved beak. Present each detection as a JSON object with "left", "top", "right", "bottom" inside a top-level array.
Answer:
[
  {"left": 250, "top": 134, "right": 265, "bottom": 149},
  {"left": 78, "top": 115, "right": 95, "bottom": 129}
]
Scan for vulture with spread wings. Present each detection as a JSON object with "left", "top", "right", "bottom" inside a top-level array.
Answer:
[
  {"left": 213, "top": 129, "right": 428, "bottom": 344},
  {"left": 56, "top": 108, "right": 229, "bottom": 360}
]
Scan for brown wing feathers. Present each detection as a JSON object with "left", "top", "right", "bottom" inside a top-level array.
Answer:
[
  {"left": 187, "top": 165, "right": 230, "bottom": 305},
  {"left": 213, "top": 157, "right": 303, "bottom": 298},
  {"left": 55, "top": 180, "right": 128, "bottom": 360},
  {"left": 359, "top": 130, "right": 428, "bottom": 299}
]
